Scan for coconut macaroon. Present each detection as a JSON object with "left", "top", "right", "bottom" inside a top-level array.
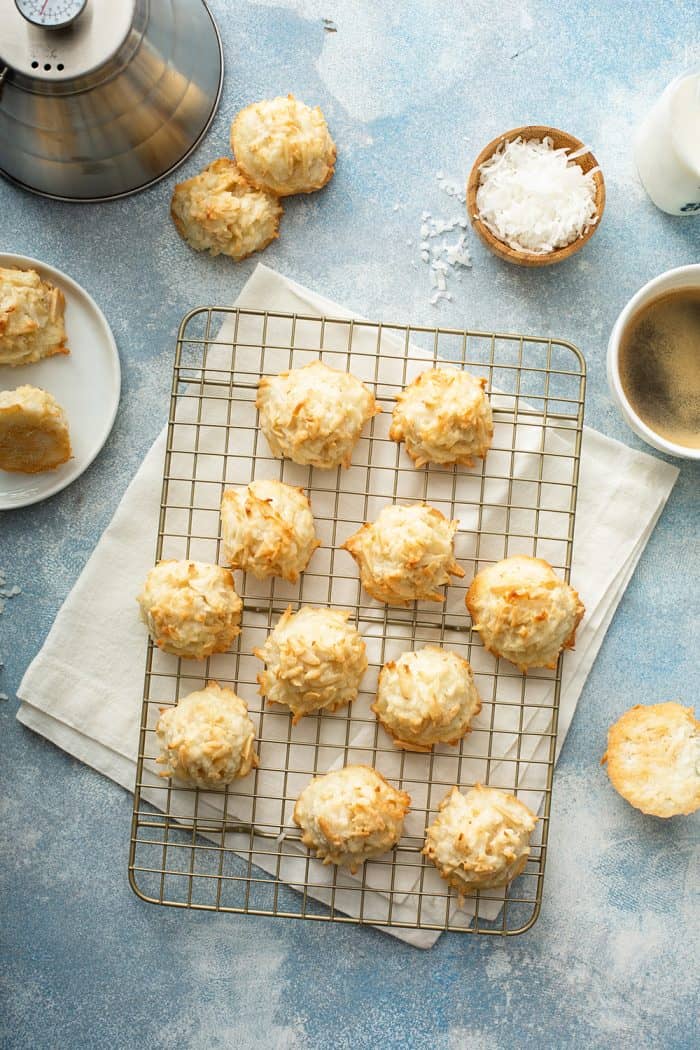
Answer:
[
  {"left": 220, "top": 478, "right": 319, "bottom": 582},
  {"left": 293, "top": 765, "right": 411, "bottom": 873},
  {"left": 255, "top": 606, "right": 367, "bottom": 723},
  {"left": 170, "top": 157, "right": 282, "bottom": 260},
  {"left": 231, "top": 95, "right": 336, "bottom": 197},
  {"left": 155, "top": 682, "right": 258, "bottom": 788},
  {"left": 0, "top": 266, "right": 69, "bottom": 367},
  {"left": 0, "top": 385, "right": 71, "bottom": 473},
  {"left": 256, "top": 361, "right": 380, "bottom": 470},
  {"left": 602, "top": 702, "right": 700, "bottom": 818},
  {"left": 466, "top": 555, "right": 584, "bottom": 673},
  {"left": 390, "top": 368, "right": 493, "bottom": 468},
  {"left": 373, "top": 646, "right": 481, "bottom": 752},
  {"left": 137, "top": 560, "right": 242, "bottom": 659},
  {"left": 423, "top": 785, "right": 538, "bottom": 898},
  {"left": 343, "top": 503, "right": 464, "bottom": 605}
]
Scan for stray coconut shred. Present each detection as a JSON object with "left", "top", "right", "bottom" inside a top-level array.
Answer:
[
  {"left": 417, "top": 172, "right": 472, "bottom": 307},
  {"left": 475, "top": 137, "right": 599, "bottom": 254}
]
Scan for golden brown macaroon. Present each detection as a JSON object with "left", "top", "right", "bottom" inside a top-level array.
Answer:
[
  {"left": 372, "top": 646, "right": 481, "bottom": 752},
  {"left": 256, "top": 360, "right": 380, "bottom": 469},
  {"left": 390, "top": 368, "right": 493, "bottom": 468},
  {"left": 220, "top": 478, "right": 320, "bottom": 583},
  {"left": 231, "top": 94, "right": 336, "bottom": 197},
  {"left": 602, "top": 702, "right": 700, "bottom": 817},
  {"left": 137, "top": 560, "right": 242, "bottom": 659},
  {"left": 423, "top": 784, "right": 537, "bottom": 899},
  {"left": 343, "top": 502, "right": 464, "bottom": 606},
  {"left": 155, "top": 681, "right": 258, "bottom": 788},
  {"left": 466, "top": 555, "right": 584, "bottom": 673},
  {"left": 0, "top": 267, "right": 69, "bottom": 367},
  {"left": 0, "top": 385, "right": 71, "bottom": 473},
  {"left": 170, "top": 157, "right": 282, "bottom": 260},
  {"left": 293, "top": 764, "right": 411, "bottom": 873},
  {"left": 255, "top": 606, "right": 367, "bottom": 723}
]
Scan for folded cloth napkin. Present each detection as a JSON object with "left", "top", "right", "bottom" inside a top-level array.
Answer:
[{"left": 17, "top": 264, "right": 679, "bottom": 949}]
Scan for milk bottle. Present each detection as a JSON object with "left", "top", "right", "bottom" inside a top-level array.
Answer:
[{"left": 634, "top": 72, "right": 700, "bottom": 215}]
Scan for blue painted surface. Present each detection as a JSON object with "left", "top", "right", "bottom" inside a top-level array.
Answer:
[{"left": 1, "top": 2, "right": 698, "bottom": 1047}]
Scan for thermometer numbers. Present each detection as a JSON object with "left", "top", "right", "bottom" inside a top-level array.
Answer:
[{"left": 15, "top": 0, "right": 87, "bottom": 29}]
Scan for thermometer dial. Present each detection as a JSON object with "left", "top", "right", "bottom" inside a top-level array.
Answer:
[{"left": 15, "top": 0, "right": 87, "bottom": 29}]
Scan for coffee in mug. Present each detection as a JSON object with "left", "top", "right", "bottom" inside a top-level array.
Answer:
[{"left": 618, "top": 287, "right": 700, "bottom": 449}]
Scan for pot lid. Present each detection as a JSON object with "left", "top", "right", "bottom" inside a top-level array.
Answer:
[{"left": 0, "top": 0, "right": 136, "bottom": 80}]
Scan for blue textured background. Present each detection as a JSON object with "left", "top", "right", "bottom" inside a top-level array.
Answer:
[{"left": 1, "top": 2, "right": 698, "bottom": 1047}]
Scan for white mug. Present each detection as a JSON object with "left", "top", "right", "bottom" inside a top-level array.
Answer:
[
  {"left": 607, "top": 264, "right": 700, "bottom": 461},
  {"left": 634, "top": 73, "right": 700, "bottom": 215}
]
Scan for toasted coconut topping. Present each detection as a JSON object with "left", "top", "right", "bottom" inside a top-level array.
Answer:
[
  {"left": 0, "top": 385, "right": 71, "bottom": 473},
  {"left": 220, "top": 479, "right": 319, "bottom": 582},
  {"left": 373, "top": 645, "right": 481, "bottom": 751},
  {"left": 137, "top": 559, "right": 242, "bottom": 659},
  {"left": 156, "top": 682, "right": 258, "bottom": 788},
  {"left": 390, "top": 368, "right": 493, "bottom": 467},
  {"left": 466, "top": 555, "right": 584, "bottom": 672},
  {"left": 257, "top": 361, "right": 379, "bottom": 469},
  {"left": 256, "top": 606, "right": 367, "bottom": 723},
  {"left": 603, "top": 702, "right": 700, "bottom": 817},
  {"left": 0, "top": 267, "right": 69, "bottom": 366},
  {"left": 231, "top": 94, "right": 336, "bottom": 197},
  {"left": 170, "top": 157, "right": 282, "bottom": 260},
  {"left": 343, "top": 502, "right": 464, "bottom": 605},
  {"left": 293, "top": 765, "right": 410, "bottom": 873},
  {"left": 423, "top": 784, "right": 537, "bottom": 898}
]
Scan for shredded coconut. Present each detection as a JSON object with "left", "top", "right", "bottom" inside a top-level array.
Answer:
[
  {"left": 475, "top": 136, "right": 599, "bottom": 254},
  {"left": 416, "top": 174, "right": 473, "bottom": 306},
  {"left": 430, "top": 291, "right": 453, "bottom": 305},
  {"left": 0, "top": 567, "right": 20, "bottom": 698},
  {"left": 0, "top": 567, "right": 21, "bottom": 615}
]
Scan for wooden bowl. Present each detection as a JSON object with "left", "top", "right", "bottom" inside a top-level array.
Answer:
[{"left": 466, "top": 125, "right": 605, "bottom": 267}]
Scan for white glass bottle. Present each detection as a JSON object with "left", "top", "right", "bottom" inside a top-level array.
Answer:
[{"left": 634, "top": 70, "right": 700, "bottom": 216}]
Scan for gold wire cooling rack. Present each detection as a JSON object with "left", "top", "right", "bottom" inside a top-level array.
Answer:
[{"left": 129, "top": 306, "right": 586, "bottom": 936}]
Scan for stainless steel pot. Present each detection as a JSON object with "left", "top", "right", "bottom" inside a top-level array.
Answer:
[{"left": 0, "top": 0, "right": 223, "bottom": 201}]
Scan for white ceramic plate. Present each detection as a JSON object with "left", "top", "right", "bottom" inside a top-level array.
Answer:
[{"left": 0, "top": 253, "right": 121, "bottom": 509}]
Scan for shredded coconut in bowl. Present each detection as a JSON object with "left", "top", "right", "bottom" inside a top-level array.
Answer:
[{"left": 475, "top": 136, "right": 599, "bottom": 254}]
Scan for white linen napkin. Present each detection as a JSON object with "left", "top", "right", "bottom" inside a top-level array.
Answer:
[{"left": 16, "top": 264, "right": 679, "bottom": 949}]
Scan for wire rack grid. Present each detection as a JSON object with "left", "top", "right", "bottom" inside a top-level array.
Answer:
[{"left": 129, "top": 305, "right": 586, "bottom": 936}]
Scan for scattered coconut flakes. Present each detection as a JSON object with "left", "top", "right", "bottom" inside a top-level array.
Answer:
[
  {"left": 0, "top": 567, "right": 21, "bottom": 616},
  {"left": 0, "top": 568, "right": 19, "bottom": 696},
  {"left": 437, "top": 171, "right": 466, "bottom": 201},
  {"left": 0, "top": 568, "right": 20, "bottom": 614},
  {"left": 430, "top": 290, "right": 452, "bottom": 305},
  {"left": 444, "top": 233, "right": 472, "bottom": 268},
  {"left": 416, "top": 169, "right": 474, "bottom": 305}
]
